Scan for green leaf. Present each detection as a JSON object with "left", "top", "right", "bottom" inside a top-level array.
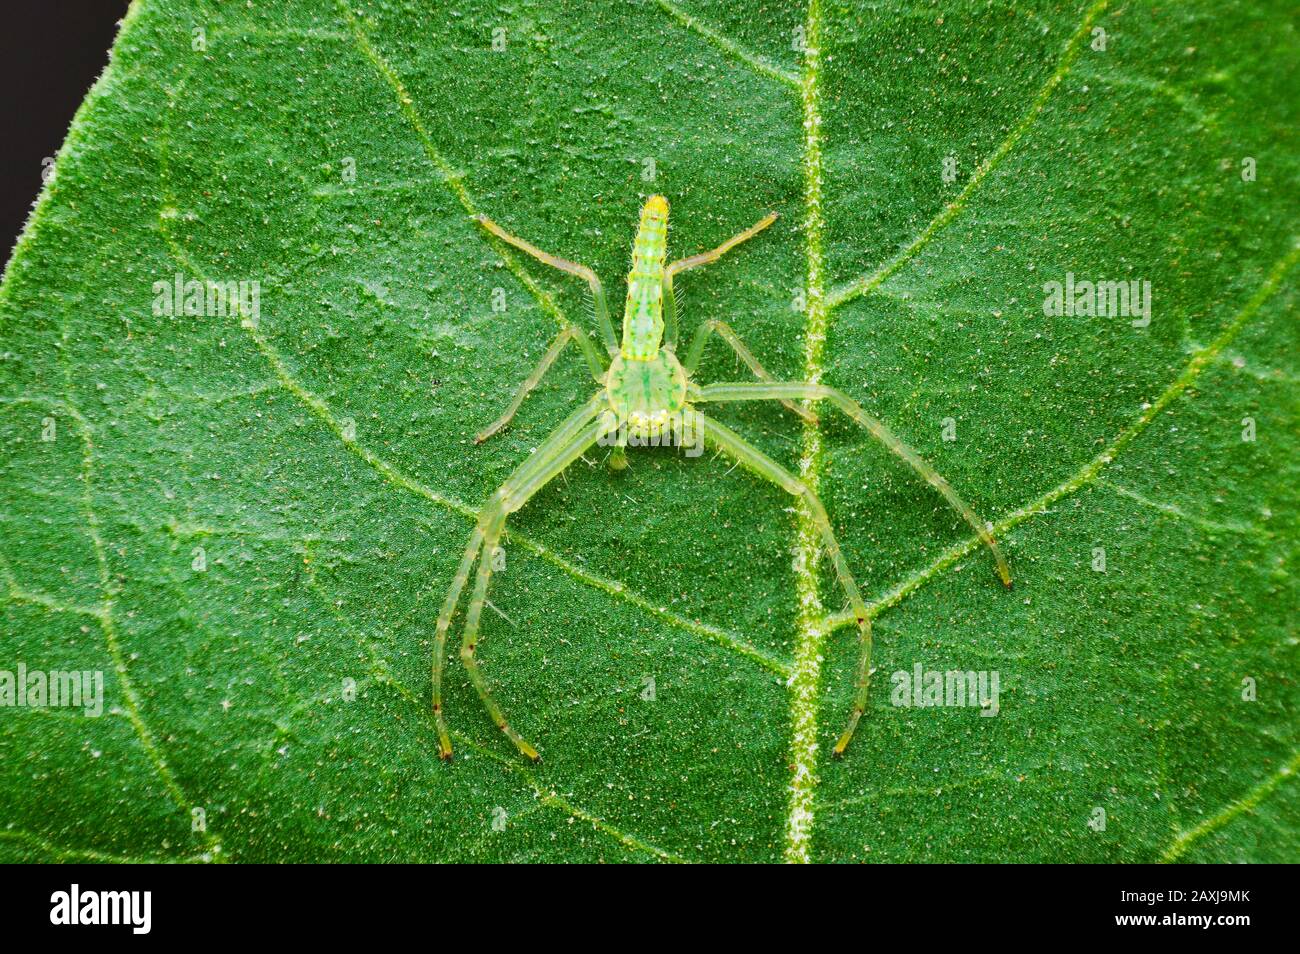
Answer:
[{"left": 1, "top": 0, "right": 1296, "bottom": 863}]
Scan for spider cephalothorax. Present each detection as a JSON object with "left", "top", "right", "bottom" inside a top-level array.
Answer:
[
  {"left": 441, "top": 196, "right": 1011, "bottom": 763},
  {"left": 604, "top": 351, "right": 689, "bottom": 440}
]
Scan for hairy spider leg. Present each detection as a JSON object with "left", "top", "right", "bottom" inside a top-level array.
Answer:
[
  {"left": 432, "top": 523, "right": 485, "bottom": 757},
  {"left": 476, "top": 325, "right": 605, "bottom": 444},
  {"left": 696, "top": 381, "right": 1011, "bottom": 586},
  {"left": 473, "top": 214, "right": 618, "bottom": 357},
  {"left": 696, "top": 380, "right": 1012, "bottom": 755},
  {"left": 698, "top": 411, "right": 871, "bottom": 671},
  {"left": 656, "top": 211, "right": 800, "bottom": 417},
  {"left": 662, "top": 211, "right": 777, "bottom": 352},
  {"left": 435, "top": 397, "right": 612, "bottom": 760},
  {"left": 683, "top": 318, "right": 815, "bottom": 424},
  {"left": 435, "top": 397, "right": 601, "bottom": 756},
  {"left": 834, "top": 630, "right": 874, "bottom": 758}
]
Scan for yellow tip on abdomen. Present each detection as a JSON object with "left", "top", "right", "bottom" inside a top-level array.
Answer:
[{"left": 643, "top": 195, "right": 669, "bottom": 217}]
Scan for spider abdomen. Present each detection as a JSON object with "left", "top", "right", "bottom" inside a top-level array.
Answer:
[{"left": 621, "top": 195, "right": 670, "bottom": 361}]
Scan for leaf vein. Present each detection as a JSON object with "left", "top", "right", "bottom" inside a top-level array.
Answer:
[
  {"left": 294, "top": 551, "right": 690, "bottom": 863},
  {"left": 652, "top": 0, "right": 800, "bottom": 89},
  {"left": 239, "top": 317, "right": 789, "bottom": 675},
  {"left": 334, "top": 1, "right": 576, "bottom": 334},
  {"left": 826, "top": 0, "right": 1111, "bottom": 310},
  {"left": 785, "top": 0, "right": 828, "bottom": 866},
  {"left": 827, "top": 240, "right": 1300, "bottom": 631},
  {"left": 0, "top": 829, "right": 206, "bottom": 865},
  {"left": 55, "top": 373, "right": 223, "bottom": 861},
  {"left": 1160, "top": 748, "right": 1300, "bottom": 863}
]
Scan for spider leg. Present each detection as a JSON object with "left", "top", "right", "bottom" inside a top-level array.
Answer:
[
  {"left": 474, "top": 213, "right": 618, "bottom": 356},
  {"left": 460, "top": 507, "right": 530, "bottom": 753},
  {"left": 697, "top": 383, "right": 1011, "bottom": 755},
  {"left": 695, "top": 381, "right": 1012, "bottom": 587},
  {"left": 666, "top": 212, "right": 778, "bottom": 277},
  {"left": 835, "top": 632, "right": 873, "bottom": 758},
  {"left": 696, "top": 411, "right": 872, "bottom": 753},
  {"left": 475, "top": 325, "right": 605, "bottom": 444},
  {"left": 662, "top": 270, "right": 680, "bottom": 353},
  {"left": 607, "top": 431, "right": 629, "bottom": 472},
  {"left": 437, "top": 397, "right": 612, "bottom": 760},
  {"left": 662, "top": 212, "right": 778, "bottom": 351},
  {"left": 432, "top": 522, "right": 486, "bottom": 758},
  {"left": 682, "top": 318, "right": 816, "bottom": 424}
]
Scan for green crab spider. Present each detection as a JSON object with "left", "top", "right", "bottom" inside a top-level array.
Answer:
[{"left": 434, "top": 195, "right": 1011, "bottom": 763}]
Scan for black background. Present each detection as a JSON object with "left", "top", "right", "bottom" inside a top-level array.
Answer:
[
  {"left": 1, "top": 1, "right": 131, "bottom": 258},
  {"left": 1, "top": 864, "right": 1286, "bottom": 940}
]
